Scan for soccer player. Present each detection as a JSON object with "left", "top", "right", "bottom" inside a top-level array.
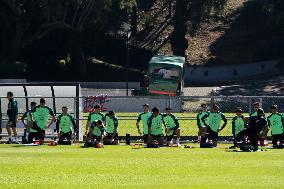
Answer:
[
  {"left": 232, "top": 109, "right": 247, "bottom": 147},
  {"left": 236, "top": 108, "right": 267, "bottom": 151},
  {"left": 250, "top": 102, "right": 268, "bottom": 146},
  {"left": 136, "top": 104, "right": 152, "bottom": 144},
  {"left": 201, "top": 104, "right": 227, "bottom": 147},
  {"left": 56, "top": 106, "right": 76, "bottom": 142},
  {"left": 267, "top": 105, "right": 284, "bottom": 148},
  {"left": 196, "top": 103, "right": 209, "bottom": 142},
  {"left": 30, "top": 98, "right": 56, "bottom": 145},
  {"left": 147, "top": 107, "right": 165, "bottom": 147},
  {"left": 85, "top": 105, "right": 105, "bottom": 140},
  {"left": 103, "top": 111, "right": 119, "bottom": 144},
  {"left": 250, "top": 102, "right": 261, "bottom": 117},
  {"left": 21, "top": 102, "right": 38, "bottom": 143},
  {"left": 163, "top": 107, "right": 180, "bottom": 146},
  {"left": 6, "top": 91, "right": 19, "bottom": 144},
  {"left": 90, "top": 120, "right": 105, "bottom": 143}
]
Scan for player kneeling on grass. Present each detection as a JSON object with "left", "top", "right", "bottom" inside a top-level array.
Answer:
[
  {"left": 30, "top": 98, "right": 55, "bottom": 145},
  {"left": 236, "top": 108, "right": 267, "bottom": 151},
  {"left": 21, "top": 102, "right": 38, "bottom": 143},
  {"left": 201, "top": 104, "right": 227, "bottom": 147},
  {"left": 163, "top": 107, "right": 181, "bottom": 146},
  {"left": 103, "top": 111, "right": 119, "bottom": 145},
  {"left": 56, "top": 106, "right": 76, "bottom": 144},
  {"left": 250, "top": 102, "right": 268, "bottom": 146},
  {"left": 147, "top": 107, "right": 165, "bottom": 147},
  {"left": 196, "top": 103, "right": 209, "bottom": 142},
  {"left": 232, "top": 109, "right": 248, "bottom": 148},
  {"left": 90, "top": 120, "right": 105, "bottom": 144},
  {"left": 267, "top": 105, "right": 284, "bottom": 148},
  {"left": 136, "top": 104, "right": 152, "bottom": 144},
  {"left": 85, "top": 105, "right": 105, "bottom": 141}
]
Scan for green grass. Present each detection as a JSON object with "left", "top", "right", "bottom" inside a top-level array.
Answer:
[
  {"left": 0, "top": 144, "right": 283, "bottom": 189},
  {"left": 83, "top": 112, "right": 272, "bottom": 137}
]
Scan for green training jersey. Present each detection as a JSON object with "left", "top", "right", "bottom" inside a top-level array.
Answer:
[
  {"left": 105, "top": 113, "right": 118, "bottom": 133},
  {"left": 7, "top": 98, "right": 18, "bottom": 122},
  {"left": 250, "top": 112, "right": 266, "bottom": 118},
  {"left": 232, "top": 116, "right": 246, "bottom": 137},
  {"left": 31, "top": 105, "right": 54, "bottom": 130},
  {"left": 23, "top": 111, "right": 37, "bottom": 133},
  {"left": 87, "top": 112, "right": 105, "bottom": 124},
  {"left": 267, "top": 113, "right": 284, "bottom": 135},
  {"left": 162, "top": 113, "right": 179, "bottom": 136},
  {"left": 147, "top": 113, "right": 164, "bottom": 135},
  {"left": 202, "top": 111, "right": 227, "bottom": 132},
  {"left": 197, "top": 111, "right": 209, "bottom": 127},
  {"left": 57, "top": 113, "right": 75, "bottom": 133},
  {"left": 91, "top": 123, "right": 105, "bottom": 136},
  {"left": 137, "top": 112, "right": 152, "bottom": 134}
]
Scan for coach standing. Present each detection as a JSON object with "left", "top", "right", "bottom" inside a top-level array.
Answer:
[{"left": 6, "top": 91, "right": 19, "bottom": 144}]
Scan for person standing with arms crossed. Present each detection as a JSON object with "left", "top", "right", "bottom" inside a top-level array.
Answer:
[{"left": 136, "top": 104, "right": 152, "bottom": 144}]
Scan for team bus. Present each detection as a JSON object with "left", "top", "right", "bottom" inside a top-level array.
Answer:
[{"left": 143, "top": 55, "right": 185, "bottom": 96}]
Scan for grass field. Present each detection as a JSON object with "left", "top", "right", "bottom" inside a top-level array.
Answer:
[
  {"left": 82, "top": 112, "right": 273, "bottom": 137},
  {"left": 0, "top": 144, "right": 283, "bottom": 189}
]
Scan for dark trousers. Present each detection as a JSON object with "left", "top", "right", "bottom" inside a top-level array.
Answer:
[
  {"left": 59, "top": 132, "right": 72, "bottom": 141},
  {"left": 28, "top": 132, "right": 38, "bottom": 143},
  {"left": 234, "top": 128, "right": 259, "bottom": 151},
  {"left": 272, "top": 134, "right": 284, "bottom": 147}
]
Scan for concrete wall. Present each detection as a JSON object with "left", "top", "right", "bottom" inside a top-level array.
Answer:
[
  {"left": 80, "top": 82, "right": 140, "bottom": 89},
  {"left": 185, "top": 59, "right": 281, "bottom": 84},
  {"left": 83, "top": 96, "right": 182, "bottom": 112}
]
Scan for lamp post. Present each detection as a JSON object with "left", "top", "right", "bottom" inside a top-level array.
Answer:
[{"left": 121, "top": 22, "right": 131, "bottom": 96}]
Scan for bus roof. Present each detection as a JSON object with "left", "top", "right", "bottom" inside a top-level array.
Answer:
[{"left": 149, "top": 55, "right": 185, "bottom": 67}]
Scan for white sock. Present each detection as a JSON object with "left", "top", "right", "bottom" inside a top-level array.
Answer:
[
  {"left": 26, "top": 133, "right": 29, "bottom": 140},
  {"left": 176, "top": 138, "right": 180, "bottom": 144}
]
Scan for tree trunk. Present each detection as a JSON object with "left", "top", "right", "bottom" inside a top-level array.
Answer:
[
  {"left": 0, "top": 4, "right": 22, "bottom": 67},
  {"left": 69, "top": 31, "right": 87, "bottom": 81},
  {"left": 130, "top": 5, "right": 138, "bottom": 35},
  {"left": 170, "top": 0, "right": 188, "bottom": 57}
]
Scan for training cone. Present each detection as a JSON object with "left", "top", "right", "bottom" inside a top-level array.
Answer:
[{"left": 132, "top": 144, "right": 140, "bottom": 149}]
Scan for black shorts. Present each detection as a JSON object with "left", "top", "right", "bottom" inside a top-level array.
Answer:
[
  {"left": 143, "top": 134, "right": 149, "bottom": 143},
  {"left": 37, "top": 129, "right": 45, "bottom": 140},
  {"left": 272, "top": 134, "right": 284, "bottom": 145},
  {"left": 28, "top": 132, "right": 38, "bottom": 143},
  {"left": 166, "top": 128, "right": 178, "bottom": 141},
  {"left": 151, "top": 134, "right": 164, "bottom": 140},
  {"left": 59, "top": 131, "right": 72, "bottom": 141},
  {"left": 92, "top": 134, "right": 102, "bottom": 142},
  {"left": 7, "top": 121, "right": 16, "bottom": 128},
  {"left": 32, "top": 122, "right": 45, "bottom": 140},
  {"left": 106, "top": 132, "right": 119, "bottom": 140},
  {"left": 207, "top": 127, "right": 218, "bottom": 141}
]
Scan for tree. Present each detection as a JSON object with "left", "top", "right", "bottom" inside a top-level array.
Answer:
[
  {"left": 0, "top": 0, "right": 136, "bottom": 80},
  {"left": 170, "top": 0, "right": 228, "bottom": 57}
]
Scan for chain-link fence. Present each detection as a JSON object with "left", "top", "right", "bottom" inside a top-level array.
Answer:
[{"left": 1, "top": 95, "right": 284, "bottom": 141}]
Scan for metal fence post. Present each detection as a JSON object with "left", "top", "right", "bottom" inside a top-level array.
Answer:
[
  {"left": 0, "top": 98, "right": 2, "bottom": 138},
  {"left": 248, "top": 97, "right": 252, "bottom": 114},
  {"left": 75, "top": 84, "right": 80, "bottom": 141}
]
